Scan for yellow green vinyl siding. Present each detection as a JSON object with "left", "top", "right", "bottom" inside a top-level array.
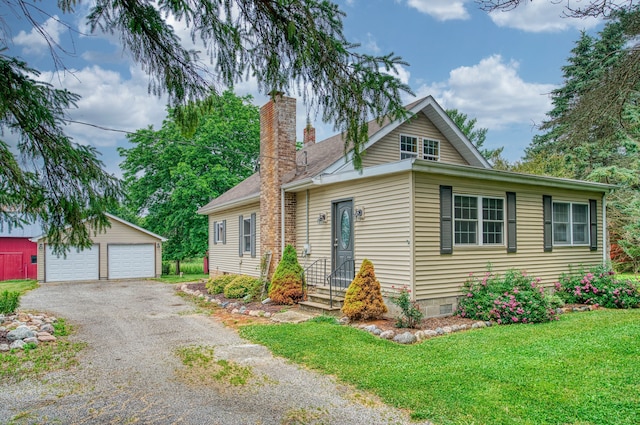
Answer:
[
  {"left": 295, "top": 172, "right": 412, "bottom": 293},
  {"left": 413, "top": 173, "right": 603, "bottom": 300},
  {"left": 208, "top": 202, "right": 261, "bottom": 277},
  {"left": 362, "top": 112, "right": 468, "bottom": 167}
]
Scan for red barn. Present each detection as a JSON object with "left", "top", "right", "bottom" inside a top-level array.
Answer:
[{"left": 0, "top": 221, "right": 41, "bottom": 281}]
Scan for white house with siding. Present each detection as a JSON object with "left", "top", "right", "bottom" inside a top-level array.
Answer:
[{"left": 198, "top": 95, "right": 612, "bottom": 317}]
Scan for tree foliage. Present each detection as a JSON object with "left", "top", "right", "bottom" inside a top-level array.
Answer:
[
  {"left": 341, "top": 259, "right": 387, "bottom": 321},
  {"left": 446, "top": 108, "right": 504, "bottom": 164},
  {"left": 0, "top": 0, "right": 412, "bottom": 248},
  {"left": 119, "top": 90, "right": 259, "bottom": 267}
]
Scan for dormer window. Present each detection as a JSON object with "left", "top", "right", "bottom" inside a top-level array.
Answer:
[
  {"left": 400, "top": 135, "right": 418, "bottom": 159},
  {"left": 423, "top": 139, "right": 440, "bottom": 161}
]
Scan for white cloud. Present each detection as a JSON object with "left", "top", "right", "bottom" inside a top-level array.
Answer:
[
  {"left": 406, "top": 0, "right": 470, "bottom": 21},
  {"left": 488, "top": 2, "right": 600, "bottom": 32},
  {"left": 37, "top": 66, "right": 167, "bottom": 148},
  {"left": 414, "top": 55, "right": 556, "bottom": 130},
  {"left": 364, "top": 32, "right": 381, "bottom": 54},
  {"left": 389, "top": 63, "right": 411, "bottom": 85},
  {"left": 13, "top": 16, "right": 67, "bottom": 55}
]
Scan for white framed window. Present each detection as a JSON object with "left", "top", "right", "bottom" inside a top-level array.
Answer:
[
  {"left": 213, "top": 220, "right": 226, "bottom": 244},
  {"left": 454, "top": 195, "right": 504, "bottom": 246},
  {"left": 422, "top": 138, "right": 440, "bottom": 161},
  {"left": 553, "top": 202, "right": 589, "bottom": 245},
  {"left": 400, "top": 134, "right": 418, "bottom": 159},
  {"left": 243, "top": 217, "right": 252, "bottom": 252}
]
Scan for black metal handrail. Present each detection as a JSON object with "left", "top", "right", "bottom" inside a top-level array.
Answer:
[
  {"left": 325, "top": 258, "right": 355, "bottom": 308},
  {"left": 301, "top": 258, "right": 326, "bottom": 291}
]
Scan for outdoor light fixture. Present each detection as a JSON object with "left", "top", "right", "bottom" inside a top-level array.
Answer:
[{"left": 317, "top": 212, "right": 327, "bottom": 224}]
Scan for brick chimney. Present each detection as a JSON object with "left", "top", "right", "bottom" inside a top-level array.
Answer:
[
  {"left": 303, "top": 118, "right": 315, "bottom": 147},
  {"left": 260, "top": 94, "right": 297, "bottom": 278}
]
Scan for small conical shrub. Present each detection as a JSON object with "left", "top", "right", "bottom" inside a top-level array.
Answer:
[
  {"left": 268, "top": 244, "right": 305, "bottom": 305},
  {"left": 342, "top": 259, "right": 388, "bottom": 320}
]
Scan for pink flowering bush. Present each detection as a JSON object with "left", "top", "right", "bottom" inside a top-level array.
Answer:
[
  {"left": 455, "top": 269, "right": 558, "bottom": 324},
  {"left": 556, "top": 266, "right": 640, "bottom": 308}
]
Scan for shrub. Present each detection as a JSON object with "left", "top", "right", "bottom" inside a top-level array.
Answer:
[
  {"left": 0, "top": 290, "right": 20, "bottom": 314},
  {"left": 223, "top": 275, "right": 261, "bottom": 300},
  {"left": 206, "top": 274, "right": 238, "bottom": 295},
  {"left": 390, "top": 285, "right": 423, "bottom": 328},
  {"left": 342, "top": 259, "right": 388, "bottom": 321},
  {"left": 555, "top": 265, "right": 640, "bottom": 308},
  {"left": 455, "top": 269, "right": 558, "bottom": 324},
  {"left": 268, "top": 245, "right": 305, "bottom": 305}
]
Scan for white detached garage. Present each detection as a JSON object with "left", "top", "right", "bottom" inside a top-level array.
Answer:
[{"left": 33, "top": 213, "right": 167, "bottom": 283}]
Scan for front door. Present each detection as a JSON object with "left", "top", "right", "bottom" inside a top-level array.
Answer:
[{"left": 331, "top": 199, "right": 354, "bottom": 288}]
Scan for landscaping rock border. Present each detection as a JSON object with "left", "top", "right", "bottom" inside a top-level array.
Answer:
[{"left": 0, "top": 312, "right": 58, "bottom": 351}]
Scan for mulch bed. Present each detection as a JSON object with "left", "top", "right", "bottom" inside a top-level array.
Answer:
[{"left": 183, "top": 282, "right": 479, "bottom": 332}]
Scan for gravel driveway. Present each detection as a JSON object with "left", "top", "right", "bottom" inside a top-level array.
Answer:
[{"left": 0, "top": 280, "right": 420, "bottom": 425}]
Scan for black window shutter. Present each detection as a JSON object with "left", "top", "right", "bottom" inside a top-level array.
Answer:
[
  {"left": 440, "top": 185, "right": 453, "bottom": 254},
  {"left": 250, "top": 212, "right": 257, "bottom": 258},
  {"left": 222, "top": 220, "right": 226, "bottom": 245},
  {"left": 238, "top": 215, "right": 244, "bottom": 257},
  {"left": 589, "top": 199, "right": 597, "bottom": 251},
  {"left": 506, "top": 192, "right": 517, "bottom": 253},
  {"left": 213, "top": 221, "right": 218, "bottom": 245},
  {"left": 543, "top": 195, "right": 552, "bottom": 252}
]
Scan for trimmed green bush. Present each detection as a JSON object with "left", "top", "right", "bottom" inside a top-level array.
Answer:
[
  {"left": 0, "top": 290, "right": 20, "bottom": 314},
  {"left": 268, "top": 245, "right": 305, "bottom": 305},
  {"left": 555, "top": 266, "right": 640, "bottom": 308},
  {"left": 224, "top": 275, "right": 261, "bottom": 300},
  {"left": 456, "top": 269, "right": 558, "bottom": 324},
  {"left": 206, "top": 274, "right": 238, "bottom": 295},
  {"left": 342, "top": 259, "right": 388, "bottom": 321}
]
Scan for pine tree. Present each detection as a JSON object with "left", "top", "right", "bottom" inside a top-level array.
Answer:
[
  {"left": 268, "top": 245, "right": 305, "bottom": 305},
  {"left": 342, "top": 259, "right": 388, "bottom": 321}
]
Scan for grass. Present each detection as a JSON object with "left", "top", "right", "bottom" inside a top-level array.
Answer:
[
  {"left": 174, "top": 345, "right": 253, "bottom": 386},
  {"left": 240, "top": 309, "right": 640, "bottom": 425},
  {"left": 616, "top": 272, "right": 639, "bottom": 282},
  {"left": 0, "top": 279, "right": 38, "bottom": 295},
  {"left": 0, "top": 318, "right": 85, "bottom": 383},
  {"left": 154, "top": 273, "right": 208, "bottom": 284}
]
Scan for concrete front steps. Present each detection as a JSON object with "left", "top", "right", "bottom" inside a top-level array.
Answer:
[{"left": 298, "top": 286, "right": 346, "bottom": 316}]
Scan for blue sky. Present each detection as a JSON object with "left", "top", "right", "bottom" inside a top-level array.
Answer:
[{"left": 4, "top": 0, "right": 605, "bottom": 176}]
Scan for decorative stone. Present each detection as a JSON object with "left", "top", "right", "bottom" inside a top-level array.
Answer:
[
  {"left": 379, "top": 330, "right": 395, "bottom": 339},
  {"left": 450, "top": 325, "right": 460, "bottom": 332},
  {"left": 231, "top": 308, "right": 240, "bottom": 314},
  {"left": 39, "top": 323, "right": 55, "bottom": 333},
  {"left": 221, "top": 301, "right": 229, "bottom": 308},
  {"left": 0, "top": 314, "right": 5, "bottom": 324},
  {"left": 264, "top": 312, "right": 272, "bottom": 318},
  {"left": 485, "top": 321, "right": 493, "bottom": 327},
  {"left": 23, "top": 337, "right": 39, "bottom": 346},
  {"left": 435, "top": 327, "right": 444, "bottom": 335},
  {"left": 393, "top": 332, "right": 417, "bottom": 344},
  {"left": 442, "top": 326, "right": 452, "bottom": 334},
  {"left": 338, "top": 317, "right": 350, "bottom": 325},
  {"left": 239, "top": 306, "right": 247, "bottom": 314},
  {"left": 37, "top": 334, "right": 57, "bottom": 342},
  {"left": 363, "top": 325, "right": 378, "bottom": 333},
  {"left": 261, "top": 298, "right": 272, "bottom": 305},
  {"left": 0, "top": 343, "right": 9, "bottom": 352},
  {"left": 17, "top": 313, "right": 30, "bottom": 322},
  {"left": 248, "top": 310, "right": 261, "bottom": 317},
  {"left": 424, "top": 330, "right": 438, "bottom": 338},
  {"left": 372, "top": 328, "right": 382, "bottom": 336},
  {"left": 7, "top": 326, "right": 36, "bottom": 341},
  {"left": 9, "top": 340, "right": 25, "bottom": 350},
  {"left": 415, "top": 330, "right": 426, "bottom": 341},
  {"left": 458, "top": 324, "right": 468, "bottom": 331}
]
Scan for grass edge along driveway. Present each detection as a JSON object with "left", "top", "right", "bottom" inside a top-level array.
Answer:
[{"left": 240, "top": 309, "right": 640, "bottom": 425}]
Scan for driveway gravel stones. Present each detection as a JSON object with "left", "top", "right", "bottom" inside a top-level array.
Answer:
[{"left": 0, "top": 280, "right": 427, "bottom": 425}]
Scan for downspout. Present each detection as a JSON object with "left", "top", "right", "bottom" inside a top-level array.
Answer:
[
  {"left": 281, "top": 187, "right": 286, "bottom": 255},
  {"left": 602, "top": 192, "right": 607, "bottom": 267},
  {"left": 306, "top": 189, "right": 310, "bottom": 247}
]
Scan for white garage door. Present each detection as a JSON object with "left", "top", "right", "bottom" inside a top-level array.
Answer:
[
  {"left": 108, "top": 244, "right": 155, "bottom": 279},
  {"left": 45, "top": 246, "right": 99, "bottom": 282}
]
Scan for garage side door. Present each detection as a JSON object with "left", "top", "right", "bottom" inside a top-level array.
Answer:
[
  {"left": 108, "top": 244, "right": 155, "bottom": 279},
  {"left": 45, "top": 246, "right": 99, "bottom": 282}
]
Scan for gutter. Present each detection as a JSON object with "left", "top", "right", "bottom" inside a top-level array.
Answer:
[{"left": 196, "top": 193, "right": 260, "bottom": 215}]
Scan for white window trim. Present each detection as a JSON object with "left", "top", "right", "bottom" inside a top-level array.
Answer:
[
  {"left": 552, "top": 202, "right": 590, "bottom": 246},
  {"left": 422, "top": 138, "right": 440, "bottom": 161},
  {"left": 243, "top": 217, "right": 252, "bottom": 252},
  {"left": 214, "top": 221, "right": 225, "bottom": 244},
  {"left": 399, "top": 134, "right": 418, "bottom": 160},
  {"left": 453, "top": 194, "right": 506, "bottom": 247}
]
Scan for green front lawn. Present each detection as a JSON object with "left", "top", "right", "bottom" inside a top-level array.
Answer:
[
  {"left": 154, "top": 274, "right": 208, "bottom": 284},
  {"left": 0, "top": 279, "right": 38, "bottom": 294},
  {"left": 241, "top": 310, "right": 640, "bottom": 424}
]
